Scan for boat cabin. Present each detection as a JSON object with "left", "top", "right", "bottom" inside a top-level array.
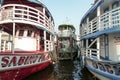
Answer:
[{"left": 80, "top": 0, "right": 120, "bottom": 62}]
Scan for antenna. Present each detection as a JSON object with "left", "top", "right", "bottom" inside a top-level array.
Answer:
[{"left": 62, "top": 17, "right": 71, "bottom": 24}]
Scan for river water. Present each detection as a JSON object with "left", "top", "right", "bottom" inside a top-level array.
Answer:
[{"left": 23, "top": 59, "right": 99, "bottom": 80}]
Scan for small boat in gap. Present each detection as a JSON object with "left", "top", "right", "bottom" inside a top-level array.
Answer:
[
  {"left": 80, "top": 0, "right": 120, "bottom": 80},
  {"left": 0, "top": 0, "right": 55, "bottom": 80},
  {"left": 57, "top": 24, "right": 77, "bottom": 60}
]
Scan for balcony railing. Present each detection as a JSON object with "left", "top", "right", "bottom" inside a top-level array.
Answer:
[
  {"left": 0, "top": 4, "right": 54, "bottom": 32},
  {"left": 58, "top": 30, "right": 76, "bottom": 39},
  {"left": 81, "top": 6, "right": 120, "bottom": 36}
]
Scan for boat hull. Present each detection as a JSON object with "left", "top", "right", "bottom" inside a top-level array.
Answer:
[
  {"left": 0, "top": 53, "right": 52, "bottom": 80},
  {"left": 1, "top": 61, "right": 50, "bottom": 80},
  {"left": 89, "top": 70, "right": 109, "bottom": 80},
  {"left": 85, "top": 57, "right": 120, "bottom": 80}
]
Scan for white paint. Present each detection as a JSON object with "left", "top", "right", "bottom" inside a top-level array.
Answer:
[
  {"left": 15, "top": 37, "right": 36, "bottom": 51},
  {"left": 109, "top": 32, "right": 120, "bottom": 61}
]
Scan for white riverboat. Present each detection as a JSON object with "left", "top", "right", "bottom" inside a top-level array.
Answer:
[
  {"left": 57, "top": 24, "right": 77, "bottom": 60},
  {"left": 80, "top": 0, "right": 120, "bottom": 80}
]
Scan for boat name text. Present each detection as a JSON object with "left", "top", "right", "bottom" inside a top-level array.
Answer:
[{"left": 0, "top": 54, "right": 45, "bottom": 68}]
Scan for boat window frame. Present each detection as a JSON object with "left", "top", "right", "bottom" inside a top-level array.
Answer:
[
  {"left": 112, "top": 1, "right": 119, "bottom": 9},
  {"left": 27, "top": 30, "right": 33, "bottom": 37},
  {"left": 18, "top": 29, "right": 24, "bottom": 37},
  {"left": 104, "top": 7, "right": 109, "bottom": 13}
]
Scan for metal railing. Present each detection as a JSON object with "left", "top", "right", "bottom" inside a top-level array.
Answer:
[
  {"left": 1, "top": 39, "right": 12, "bottom": 51},
  {"left": 81, "top": 47, "right": 100, "bottom": 60},
  {"left": 58, "top": 30, "right": 76, "bottom": 38},
  {"left": 81, "top": 7, "right": 120, "bottom": 36},
  {"left": 0, "top": 4, "right": 54, "bottom": 32}
]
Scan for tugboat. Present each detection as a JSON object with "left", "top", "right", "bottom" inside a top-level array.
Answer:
[
  {"left": 0, "top": 0, "right": 55, "bottom": 80},
  {"left": 80, "top": 0, "right": 120, "bottom": 80},
  {"left": 57, "top": 24, "right": 77, "bottom": 60}
]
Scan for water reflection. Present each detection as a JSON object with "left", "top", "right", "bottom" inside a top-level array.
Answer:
[{"left": 23, "top": 59, "right": 98, "bottom": 80}]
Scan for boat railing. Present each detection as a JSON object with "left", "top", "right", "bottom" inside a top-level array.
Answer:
[
  {"left": 81, "top": 47, "right": 100, "bottom": 60},
  {"left": 0, "top": 39, "right": 12, "bottom": 52},
  {"left": 58, "top": 30, "right": 74, "bottom": 37},
  {"left": 45, "top": 40, "right": 53, "bottom": 51},
  {"left": 86, "top": 48, "right": 100, "bottom": 59},
  {"left": 0, "top": 4, "right": 54, "bottom": 32},
  {"left": 82, "top": 6, "right": 120, "bottom": 36}
]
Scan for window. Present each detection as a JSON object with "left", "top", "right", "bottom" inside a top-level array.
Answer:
[
  {"left": 112, "top": 1, "right": 119, "bottom": 9},
  {"left": 64, "top": 26, "right": 67, "bottom": 30},
  {"left": 19, "top": 30, "right": 24, "bottom": 36},
  {"left": 27, "top": 30, "right": 32, "bottom": 37},
  {"left": 104, "top": 7, "right": 109, "bottom": 13}
]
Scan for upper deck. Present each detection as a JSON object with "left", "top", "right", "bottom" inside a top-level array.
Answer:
[
  {"left": 80, "top": 0, "right": 120, "bottom": 39},
  {"left": 58, "top": 24, "right": 76, "bottom": 38},
  {"left": 0, "top": 0, "right": 54, "bottom": 34}
]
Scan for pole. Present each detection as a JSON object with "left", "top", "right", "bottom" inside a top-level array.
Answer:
[{"left": 12, "top": 22, "right": 15, "bottom": 54}]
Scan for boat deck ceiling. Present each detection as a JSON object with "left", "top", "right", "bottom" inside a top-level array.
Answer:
[{"left": 0, "top": 23, "right": 37, "bottom": 34}]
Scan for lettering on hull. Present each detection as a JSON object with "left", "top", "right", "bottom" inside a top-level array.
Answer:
[
  {"left": 0, "top": 54, "right": 49, "bottom": 71},
  {"left": 87, "top": 59, "right": 120, "bottom": 77}
]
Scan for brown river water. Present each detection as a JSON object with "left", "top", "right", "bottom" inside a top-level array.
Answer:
[{"left": 23, "top": 59, "right": 99, "bottom": 80}]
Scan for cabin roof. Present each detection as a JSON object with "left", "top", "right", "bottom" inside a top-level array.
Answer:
[
  {"left": 80, "top": 0, "right": 104, "bottom": 26},
  {"left": 58, "top": 24, "right": 75, "bottom": 30}
]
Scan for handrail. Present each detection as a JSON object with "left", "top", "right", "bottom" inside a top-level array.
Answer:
[
  {"left": 81, "top": 47, "right": 100, "bottom": 60},
  {"left": 1, "top": 39, "right": 12, "bottom": 51},
  {"left": 0, "top": 4, "right": 54, "bottom": 32},
  {"left": 58, "top": 30, "right": 76, "bottom": 38},
  {"left": 81, "top": 7, "right": 120, "bottom": 36}
]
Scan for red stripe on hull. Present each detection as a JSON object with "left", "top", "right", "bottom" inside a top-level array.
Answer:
[{"left": 0, "top": 61, "right": 51, "bottom": 80}]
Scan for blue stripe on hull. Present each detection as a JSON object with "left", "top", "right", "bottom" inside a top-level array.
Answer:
[{"left": 81, "top": 26, "right": 120, "bottom": 39}]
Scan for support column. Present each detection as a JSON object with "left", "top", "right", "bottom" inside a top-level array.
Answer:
[
  {"left": 50, "top": 34, "right": 52, "bottom": 51},
  {"left": 104, "top": 35, "right": 109, "bottom": 59},
  {"left": 97, "top": 6, "right": 101, "bottom": 30},
  {"left": 12, "top": 22, "right": 15, "bottom": 54},
  {"left": 43, "top": 8, "right": 46, "bottom": 25},
  {"left": 44, "top": 31, "right": 46, "bottom": 51},
  {"left": 36, "top": 31, "right": 40, "bottom": 50},
  {"left": 86, "top": 39, "right": 88, "bottom": 57},
  {"left": 97, "top": 38, "right": 100, "bottom": 59},
  {"left": 86, "top": 18, "right": 89, "bottom": 34},
  {"left": 0, "top": 30, "right": 2, "bottom": 51}
]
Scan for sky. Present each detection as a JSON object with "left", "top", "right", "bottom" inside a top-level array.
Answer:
[{"left": 42, "top": 0, "right": 94, "bottom": 35}]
